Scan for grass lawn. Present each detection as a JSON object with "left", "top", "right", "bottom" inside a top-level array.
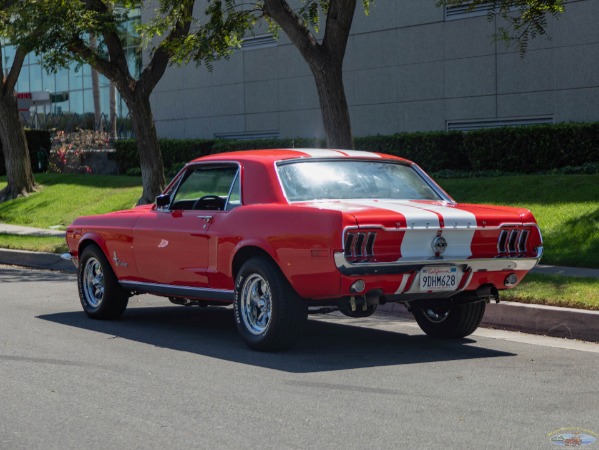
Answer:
[
  {"left": 502, "top": 273, "right": 599, "bottom": 311},
  {"left": 0, "top": 173, "right": 141, "bottom": 229},
  {"left": 440, "top": 174, "right": 599, "bottom": 269},
  {"left": 0, "top": 234, "right": 67, "bottom": 253}
]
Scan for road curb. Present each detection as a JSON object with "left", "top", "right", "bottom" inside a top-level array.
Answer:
[
  {"left": 378, "top": 301, "right": 599, "bottom": 343},
  {"left": 0, "top": 249, "right": 75, "bottom": 273},
  {"left": 2, "top": 248, "right": 598, "bottom": 344}
]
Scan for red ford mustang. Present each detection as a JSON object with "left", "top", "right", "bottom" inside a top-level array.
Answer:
[{"left": 65, "top": 149, "right": 543, "bottom": 350}]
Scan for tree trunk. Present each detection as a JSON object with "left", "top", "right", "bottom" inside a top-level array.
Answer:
[
  {"left": 109, "top": 82, "right": 117, "bottom": 139},
  {"left": 0, "top": 94, "right": 36, "bottom": 202},
  {"left": 122, "top": 92, "right": 166, "bottom": 205},
  {"left": 90, "top": 35, "right": 102, "bottom": 130},
  {"left": 262, "top": 0, "right": 356, "bottom": 149},
  {"left": 310, "top": 61, "right": 354, "bottom": 149}
]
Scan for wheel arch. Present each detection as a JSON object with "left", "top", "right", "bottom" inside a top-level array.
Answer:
[
  {"left": 78, "top": 233, "right": 110, "bottom": 267},
  {"left": 232, "top": 245, "right": 277, "bottom": 281}
]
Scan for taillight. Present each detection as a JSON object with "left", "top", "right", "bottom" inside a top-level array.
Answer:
[
  {"left": 344, "top": 231, "right": 377, "bottom": 261},
  {"left": 497, "top": 227, "right": 529, "bottom": 256}
]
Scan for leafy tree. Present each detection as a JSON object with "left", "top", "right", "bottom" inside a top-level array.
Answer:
[
  {"left": 176, "top": 1, "right": 371, "bottom": 150},
  {"left": 6, "top": 0, "right": 248, "bottom": 204},
  {"left": 261, "top": 1, "right": 370, "bottom": 149},
  {"left": 0, "top": 3, "right": 36, "bottom": 202},
  {"left": 438, "top": 0, "right": 565, "bottom": 54}
]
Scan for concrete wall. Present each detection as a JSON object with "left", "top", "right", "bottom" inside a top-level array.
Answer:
[{"left": 150, "top": 0, "right": 599, "bottom": 139}]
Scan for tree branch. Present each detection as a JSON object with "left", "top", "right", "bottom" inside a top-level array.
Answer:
[
  {"left": 2, "top": 45, "right": 26, "bottom": 97},
  {"left": 322, "top": 0, "right": 356, "bottom": 63},
  {"left": 261, "top": 0, "right": 322, "bottom": 63},
  {"left": 138, "top": 0, "right": 195, "bottom": 96}
]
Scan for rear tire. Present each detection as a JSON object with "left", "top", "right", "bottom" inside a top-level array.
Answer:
[
  {"left": 78, "top": 245, "right": 129, "bottom": 319},
  {"left": 234, "top": 257, "right": 307, "bottom": 351},
  {"left": 413, "top": 301, "right": 486, "bottom": 339}
]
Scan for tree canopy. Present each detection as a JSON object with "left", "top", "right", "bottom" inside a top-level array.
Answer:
[{"left": 2, "top": 0, "right": 255, "bottom": 203}]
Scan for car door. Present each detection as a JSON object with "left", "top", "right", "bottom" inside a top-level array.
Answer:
[{"left": 132, "top": 163, "right": 240, "bottom": 288}]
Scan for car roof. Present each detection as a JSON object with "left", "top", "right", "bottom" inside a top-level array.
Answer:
[{"left": 191, "top": 148, "right": 412, "bottom": 165}]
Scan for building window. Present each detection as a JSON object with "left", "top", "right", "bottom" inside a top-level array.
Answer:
[
  {"left": 445, "top": 2, "right": 494, "bottom": 20},
  {"left": 446, "top": 116, "right": 554, "bottom": 132},
  {"left": 241, "top": 34, "right": 277, "bottom": 51}
]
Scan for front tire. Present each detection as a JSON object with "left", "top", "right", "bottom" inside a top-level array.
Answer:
[
  {"left": 234, "top": 257, "right": 307, "bottom": 351},
  {"left": 78, "top": 245, "right": 129, "bottom": 319},
  {"left": 412, "top": 301, "right": 486, "bottom": 339}
]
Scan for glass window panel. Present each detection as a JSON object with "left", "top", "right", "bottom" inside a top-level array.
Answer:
[
  {"left": 30, "top": 64, "right": 42, "bottom": 91},
  {"left": 56, "top": 68, "right": 69, "bottom": 91},
  {"left": 100, "top": 86, "right": 110, "bottom": 116},
  {"left": 2, "top": 44, "right": 16, "bottom": 72},
  {"left": 69, "top": 90, "right": 84, "bottom": 115},
  {"left": 83, "top": 88, "right": 95, "bottom": 113},
  {"left": 83, "top": 64, "right": 92, "bottom": 89},
  {"left": 69, "top": 62, "right": 83, "bottom": 90},
  {"left": 277, "top": 161, "right": 442, "bottom": 202},
  {"left": 43, "top": 70, "right": 56, "bottom": 92},
  {"left": 17, "top": 65, "right": 29, "bottom": 92}
]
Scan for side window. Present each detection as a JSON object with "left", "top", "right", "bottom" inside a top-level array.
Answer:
[{"left": 171, "top": 165, "right": 239, "bottom": 211}]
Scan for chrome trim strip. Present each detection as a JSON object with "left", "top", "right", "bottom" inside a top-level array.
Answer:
[
  {"left": 342, "top": 222, "right": 540, "bottom": 233},
  {"left": 119, "top": 281, "right": 235, "bottom": 302},
  {"left": 334, "top": 252, "right": 541, "bottom": 276}
]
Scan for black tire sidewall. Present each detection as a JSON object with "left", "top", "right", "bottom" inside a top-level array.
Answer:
[
  {"left": 234, "top": 257, "right": 306, "bottom": 351},
  {"left": 77, "top": 245, "right": 128, "bottom": 319},
  {"left": 413, "top": 301, "right": 486, "bottom": 339}
]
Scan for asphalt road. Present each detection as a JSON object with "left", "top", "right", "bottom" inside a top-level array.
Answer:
[{"left": 1, "top": 265, "right": 598, "bottom": 450}]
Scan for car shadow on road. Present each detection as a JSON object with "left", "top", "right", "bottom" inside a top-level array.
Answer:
[{"left": 38, "top": 304, "right": 515, "bottom": 373}]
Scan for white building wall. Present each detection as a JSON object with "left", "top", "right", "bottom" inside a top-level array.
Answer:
[{"left": 150, "top": 0, "right": 599, "bottom": 139}]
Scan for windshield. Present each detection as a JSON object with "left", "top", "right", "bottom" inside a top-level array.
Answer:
[{"left": 277, "top": 160, "right": 443, "bottom": 202}]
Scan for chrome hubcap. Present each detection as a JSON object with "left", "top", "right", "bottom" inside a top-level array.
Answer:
[
  {"left": 423, "top": 307, "right": 450, "bottom": 323},
  {"left": 83, "top": 257, "right": 104, "bottom": 308},
  {"left": 240, "top": 274, "right": 272, "bottom": 335}
]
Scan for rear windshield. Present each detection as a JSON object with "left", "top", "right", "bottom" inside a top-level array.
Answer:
[{"left": 277, "top": 160, "right": 442, "bottom": 202}]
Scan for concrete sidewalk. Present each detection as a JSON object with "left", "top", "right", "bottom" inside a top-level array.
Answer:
[
  {"left": 1, "top": 222, "right": 598, "bottom": 344},
  {"left": 0, "top": 223, "right": 66, "bottom": 238}
]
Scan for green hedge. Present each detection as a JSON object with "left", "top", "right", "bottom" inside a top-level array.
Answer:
[
  {"left": 114, "top": 139, "right": 215, "bottom": 176},
  {"left": 115, "top": 122, "right": 599, "bottom": 176},
  {"left": 0, "top": 130, "right": 52, "bottom": 176}
]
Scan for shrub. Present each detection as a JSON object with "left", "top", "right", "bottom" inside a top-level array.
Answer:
[
  {"left": 114, "top": 122, "right": 599, "bottom": 177},
  {"left": 114, "top": 139, "right": 215, "bottom": 175}
]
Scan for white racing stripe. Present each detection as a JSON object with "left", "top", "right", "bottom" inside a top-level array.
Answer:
[
  {"left": 406, "top": 201, "right": 477, "bottom": 258},
  {"left": 297, "top": 149, "right": 382, "bottom": 159},
  {"left": 336, "top": 150, "right": 382, "bottom": 158},
  {"left": 408, "top": 201, "right": 477, "bottom": 229},
  {"left": 298, "top": 149, "right": 347, "bottom": 158},
  {"left": 349, "top": 200, "right": 476, "bottom": 259},
  {"left": 349, "top": 199, "right": 440, "bottom": 228}
]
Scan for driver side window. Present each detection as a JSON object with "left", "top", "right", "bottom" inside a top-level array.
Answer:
[{"left": 171, "top": 165, "right": 239, "bottom": 211}]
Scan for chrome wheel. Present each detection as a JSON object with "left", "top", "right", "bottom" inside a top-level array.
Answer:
[
  {"left": 83, "top": 256, "right": 104, "bottom": 308},
  {"left": 234, "top": 257, "right": 307, "bottom": 351},
  {"left": 423, "top": 307, "right": 450, "bottom": 324},
  {"left": 240, "top": 274, "right": 272, "bottom": 335}
]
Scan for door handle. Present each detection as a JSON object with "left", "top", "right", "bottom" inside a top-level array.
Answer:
[{"left": 197, "top": 215, "right": 213, "bottom": 223}]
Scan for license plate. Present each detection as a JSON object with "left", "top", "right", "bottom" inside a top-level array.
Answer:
[{"left": 419, "top": 265, "right": 459, "bottom": 292}]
